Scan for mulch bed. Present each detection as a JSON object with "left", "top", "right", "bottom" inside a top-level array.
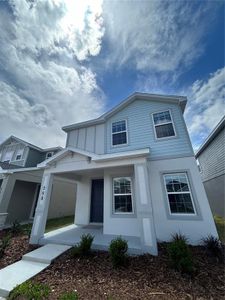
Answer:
[
  {"left": 32, "top": 245, "right": 225, "bottom": 300},
  {"left": 1, "top": 229, "right": 224, "bottom": 299},
  {"left": 0, "top": 229, "right": 37, "bottom": 269}
]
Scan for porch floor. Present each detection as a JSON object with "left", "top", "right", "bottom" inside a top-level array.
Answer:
[{"left": 39, "top": 224, "right": 143, "bottom": 255}]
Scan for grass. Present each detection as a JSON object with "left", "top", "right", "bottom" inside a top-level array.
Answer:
[
  {"left": 20, "top": 215, "right": 74, "bottom": 234},
  {"left": 214, "top": 215, "right": 225, "bottom": 243},
  {"left": 45, "top": 215, "right": 74, "bottom": 233}
]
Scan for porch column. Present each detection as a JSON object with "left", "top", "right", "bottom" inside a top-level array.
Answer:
[
  {"left": 134, "top": 163, "right": 158, "bottom": 255},
  {"left": 0, "top": 174, "right": 16, "bottom": 222},
  {"left": 30, "top": 172, "right": 53, "bottom": 244}
]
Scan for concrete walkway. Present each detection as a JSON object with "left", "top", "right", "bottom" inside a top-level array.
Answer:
[{"left": 0, "top": 244, "right": 71, "bottom": 298}]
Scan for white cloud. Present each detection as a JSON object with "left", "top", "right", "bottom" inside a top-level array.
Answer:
[
  {"left": 0, "top": 0, "right": 105, "bottom": 148},
  {"left": 185, "top": 67, "right": 225, "bottom": 150},
  {"left": 102, "top": 1, "right": 219, "bottom": 75}
]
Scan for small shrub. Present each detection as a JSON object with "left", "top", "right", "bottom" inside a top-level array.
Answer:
[
  {"left": 0, "top": 234, "right": 11, "bottom": 258},
  {"left": 8, "top": 281, "right": 50, "bottom": 300},
  {"left": 167, "top": 233, "right": 194, "bottom": 274},
  {"left": 59, "top": 291, "right": 78, "bottom": 300},
  {"left": 22, "top": 224, "right": 32, "bottom": 237},
  {"left": 71, "top": 234, "right": 94, "bottom": 257},
  {"left": 202, "top": 235, "right": 224, "bottom": 262},
  {"left": 109, "top": 237, "right": 128, "bottom": 268},
  {"left": 10, "top": 220, "right": 22, "bottom": 235}
]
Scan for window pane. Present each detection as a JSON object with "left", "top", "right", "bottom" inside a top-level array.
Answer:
[
  {"left": 112, "top": 132, "right": 127, "bottom": 145},
  {"left": 168, "top": 193, "right": 194, "bottom": 214},
  {"left": 112, "top": 120, "right": 126, "bottom": 133},
  {"left": 114, "top": 177, "right": 131, "bottom": 194},
  {"left": 165, "top": 174, "right": 189, "bottom": 192},
  {"left": 155, "top": 123, "right": 175, "bottom": 138},
  {"left": 153, "top": 111, "right": 171, "bottom": 125},
  {"left": 114, "top": 195, "right": 132, "bottom": 213}
]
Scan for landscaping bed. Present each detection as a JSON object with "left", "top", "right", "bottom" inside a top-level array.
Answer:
[
  {"left": 31, "top": 245, "right": 225, "bottom": 300},
  {"left": 0, "top": 229, "right": 36, "bottom": 269}
]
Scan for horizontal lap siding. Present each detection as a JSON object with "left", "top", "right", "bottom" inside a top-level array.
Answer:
[
  {"left": 198, "top": 128, "right": 225, "bottom": 181},
  {"left": 105, "top": 99, "right": 193, "bottom": 159}
]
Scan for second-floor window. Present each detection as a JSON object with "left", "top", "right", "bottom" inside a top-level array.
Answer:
[
  {"left": 15, "top": 148, "right": 24, "bottom": 161},
  {"left": 152, "top": 110, "right": 176, "bottom": 139},
  {"left": 46, "top": 152, "right": 54, "bottom": 159},
  {"left": 112, "top": 120, "right": 127, "bottom": 146}
]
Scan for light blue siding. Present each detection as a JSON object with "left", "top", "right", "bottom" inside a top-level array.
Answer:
[{"left": 105, "top": 99, "right": 193, "bottom": 159}]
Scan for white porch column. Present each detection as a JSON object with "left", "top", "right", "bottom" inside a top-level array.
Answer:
[
  {"left": 0, "top": 174, "right": 16, "bottom": 222},
  {"left": 134, "top": 163, "right": 158, "bottom": 255},
  {"left": 30, "top": 172, "right": 53, "bottom": 244}
]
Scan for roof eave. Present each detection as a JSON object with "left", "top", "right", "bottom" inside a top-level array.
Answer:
[{"left": 62, "top": 92, "right": 187, "bottom": 132}]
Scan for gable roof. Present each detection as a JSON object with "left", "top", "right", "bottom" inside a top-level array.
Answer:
[
  {"left": 38, "top": 146, "right": 150, "bottom": 168},
  {"left": 195, "top": 115, "right": 225, "bottom": 158},
  {"left": 0, "top": 135, "right": 62, "bottom": 153},
  {"left": 62, "top": 92, "right": 187, "bottom": 132}
]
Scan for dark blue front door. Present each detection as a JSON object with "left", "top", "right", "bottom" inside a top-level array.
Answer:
[{"left": 90, "top": 179, "right": 104, "bottom": 223}]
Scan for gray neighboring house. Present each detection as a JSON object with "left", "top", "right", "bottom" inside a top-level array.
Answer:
[
  {"left": 0, "top": 136, "right": 76, "bottom": 227},
  {"left": 196, "top": 116, "right": 225, "bottom": 218}
]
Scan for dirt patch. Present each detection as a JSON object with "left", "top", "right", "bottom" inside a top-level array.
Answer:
[
  {"left": 32, "top": 245, "right": 225, "bottom": 300},
  {"left": 0, "top": 229, "right": 37, "bottom": 269}
]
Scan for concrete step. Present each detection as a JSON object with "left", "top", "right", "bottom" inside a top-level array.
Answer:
[
  {"left": 22, "top": 244, "right": 71, "bottom": 264},
  {"left": 0, "top": 243, "right": 71, "bottom": 297},
  {"left": 0, "top": 260, "right": 48, "bottom": 297}
]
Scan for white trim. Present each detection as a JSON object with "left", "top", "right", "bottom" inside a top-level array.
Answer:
[
  {"left": 163, "top": 172, "right": 196, "bottom": 216},
  {"left": 38, "top": 147, "right": 150, "bottom": 167},
  {"left": 151, "top": 109, "right": 176, "bottom": 140},
  {"left": 62, "top": 92, "right": 187, "bottom": 132},
  {"left": 0, "top": 166, "right": 43, "bottom": 174},
  {"left": 111, "top": 119, "right": 128, "bottom": 147},
  {"left": 93, "top": 148, "right": 150, "bottom": 162},
  {"left": 112, "top": 176, "right": 134, "bottom": 215}
]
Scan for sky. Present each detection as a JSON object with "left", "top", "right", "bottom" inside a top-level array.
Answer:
[{"left": 0, "top": 0, "right": 224, "bottom": 151}]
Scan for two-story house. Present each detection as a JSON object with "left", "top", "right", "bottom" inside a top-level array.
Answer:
[
  {"left": 30, "top": 93, "right": 218, "bottom": 255},
  {"left": 196, "top": 116, "right": 225, "bottom": 218},
  {"left": 0, "top": 136, "right": 76, "bottom": 227}
]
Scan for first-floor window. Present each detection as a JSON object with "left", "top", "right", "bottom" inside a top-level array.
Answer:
[
  {"left": 163, "top": 173, "right": 195, "bottom": 214},
  {"left": 113, "top": 177, "right": 133, "bottom": 213}
]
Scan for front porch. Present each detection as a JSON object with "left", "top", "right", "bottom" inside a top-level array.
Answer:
[
  {"left": 30, "top": 147, "right": 158, "bottom": 255},
  {"left": 39, "top": 224, "right": 143, "bottom": 255}
]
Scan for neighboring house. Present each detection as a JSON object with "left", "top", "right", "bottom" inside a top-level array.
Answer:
[
  {"left": 30, "top": 92, "right": 218, "bottom": 255},
  {"left": 0, "top": 136, "right": 76, "bottom": 227},
  {"left": 196, "top": 116, "right": 225, "bottom": 218}
]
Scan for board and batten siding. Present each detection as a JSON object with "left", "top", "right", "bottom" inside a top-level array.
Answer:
[
  {"left": 66, "top": 124, "right": 105, "bottom": 154},
  {"left": 198, "top": 128, "right": 225, "bottom": 182},
  {"left": 105, "top": 99, "right": 193, "bottom": 159}
]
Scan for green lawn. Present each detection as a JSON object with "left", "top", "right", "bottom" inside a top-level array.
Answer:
[
  {"left": 45, "top": 215, "right": 74, "bottom": 233},
  {"left": 21, "top": 215, "right": 74, "bottom": 234},
  {"left": 214, "top": 215, "right": 225, "bottom": 243}
]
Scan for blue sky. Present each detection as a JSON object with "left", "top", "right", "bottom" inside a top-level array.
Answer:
[{"left": 0, "top": 0, "right": 224, "bottom": 150}]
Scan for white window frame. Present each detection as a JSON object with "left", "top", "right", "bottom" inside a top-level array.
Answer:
[
  {"left": 163, "top": 172, "right": 196, "bottom": 216},
  {"left": 113, "top": 177, "right": 134, "bottom": 214},
  {"left": 111, "top": 119, "right": 128, "bottom": 147},
  {"left": 152, "top": 109, "right": 176, "bottom": 140},
  {"left": 46, "top": 151, "right": 54, "bottom": 159}
]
